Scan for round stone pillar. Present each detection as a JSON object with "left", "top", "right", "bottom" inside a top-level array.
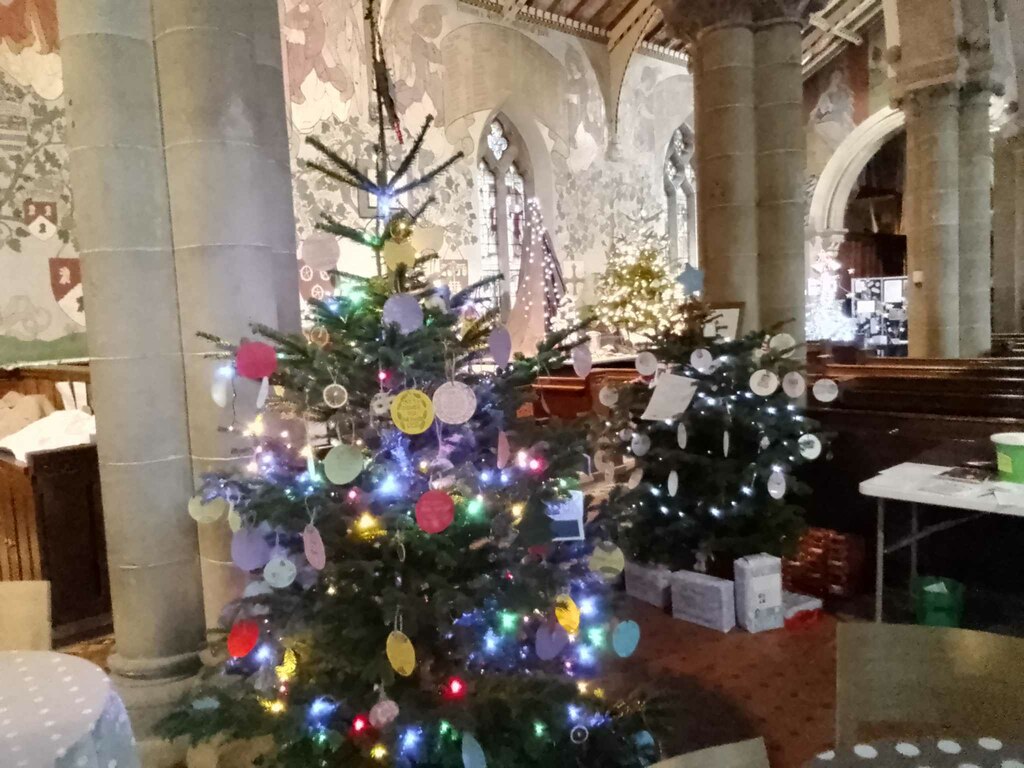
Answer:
[
  {"left": 755, "top": 17, "right": 805, "bottom": 344},
  {"left": 904, "top": 84, "right": 961, "bottom": 358},
  {"left": 992, "top": 134, "right": 1018, "bottom": 333},
  {"left": 957, "top": 85, "right": 993, "bottom": 356},
  {"left": 1015, "top": 138, "right": 1024, "bottom": 333},
  {"left": 57, "top": 0, "right": 205, "bottom": 763}
]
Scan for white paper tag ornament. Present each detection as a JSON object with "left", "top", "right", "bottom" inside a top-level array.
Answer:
[
  {"left": 382, "top": 294, "right": 423, "bottom": 334},
  {"left": 263, "top": 555, "right": 297, "bottom": 588},
  {"left": 723, "top": 431, "right": 730, "bottom": 457},
  {"left": 211, "top": 375, "right": 231, "bottom": 408},
  {"left": 812, "top": 378, "right": 839, "bottom": 403},
  {"left": 798, "top": 434, "right": 823, "bottom": 460},
  {"left": 188, "top": 494, "right": 228, "bottom": 524},
  {"left": 782, "top": 371, "right": 806, "bottom": 399},
  {"left": 769, "top": 333, "right": 796, "bottom": 357},
  {"left": 767, "top": 470, "right": 787, "bottom": 500},
  {"left": 598, "top": 385, "right": 619, "bottom": 407},
  {"left": 690, "top": 348, "right": 713, "bottom": 372},
  {"left": 641, "top": 373, "right": 697, "bottom": 421},
  {"left": 630, "top": 432, "right": 651, "bottom": 457},
  {"left": 227, "top": 504, "right": 243, "bottom": 533},
  {"left": 432, "top": 381, "right": 477, "bottom": 425},
  {"left": 256, "top": 376, "right": 270, "bottom": 409},
  {"left": 572, "top": 345, "right": 592, "bottom": 378},
  {"left": 667, "top": 470, "right": 679, "bottom": 497},
  {"left": 627, "top": 468, "right": 643, "bottom": 489},
  {"left": 635, "top": 351, "right": 658, "bottom": 376},
  {"left": 677, "top": 423, "right": 688, "bottom": 449},
  {"left": 749, "top": 370, "right": 779, "bottom": 397},
  {"left": 488, "top": 327, "right": 512, "bottom": 367},
  {"left": 323, "top": 444, "right": 363, "bottom": 485}
]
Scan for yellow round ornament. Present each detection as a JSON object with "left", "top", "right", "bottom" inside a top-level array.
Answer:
[
  {"left": 554, "top": 594, "right": 581, "bottom": 634},
  {"left": 390, "top": 389, "right": 434, "bottom": 435},
  {"left": 589, "top": 542, "right": 626, "bottom": 581},
  {"left": 386, "top": 630, "right": 416, "bottom": 677},
  {"left": 387, "top": 212, "right": 415, "bottom": 243},
  {"left": 383, "top": 239, "right": 417, "bottom": 271}
]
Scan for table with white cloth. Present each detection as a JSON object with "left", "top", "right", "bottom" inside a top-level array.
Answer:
[
  {"left": 0, "top": 651, "right": 139, "bottom": 768},
  {"left": 810, "top": 736, "right": 1024, "bottom": 767}
]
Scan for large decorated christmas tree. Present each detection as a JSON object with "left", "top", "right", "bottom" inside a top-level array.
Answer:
[{"left": 160, "top": 10, "right": 662, "bottom": 767}]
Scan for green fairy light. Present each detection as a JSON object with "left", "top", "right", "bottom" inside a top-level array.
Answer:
[
  {"left": 586, "top": 627, "right": 606, "bottom": 649},
  {"left": 532, "top": 720, "right": 547, "bottom": 738},
  {"left": 499, "top": 611, "right": 518, "bottom": 633}
]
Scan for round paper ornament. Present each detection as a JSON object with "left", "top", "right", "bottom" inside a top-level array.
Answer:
[
  {"left": 386, "top": 630, "right": 416, "bottom": 676},
  {"left": 812, "top": 377, "right": 839, "bottom": 403},
  {"left": 235, "top": 341, "right": 277, "bottom": 380},
  {"left": 415, "top": 490, "right": 455, "bottom": 534},
  {"left": 188, "top": 494, "right": 228, "bottom": 524},
  {"left": 749, "top": 370, "right": 780, "bottom": 397},
  {"left": 462, "top": 733, "right": 487, "bottom": 768},
  {"left": 307, "top": 325, "right": 329, "bottom": 347},
  {"left": 227, "top": 619, "right": 259, "bottom": 658},
  {"left": 211, "top": 375, "right": 231, "bottom": 408},
  {"left": 391, "top": 389, "right": 434, "bottom": 434},
  {"left": 635, "top": 351, "right": 658, "bottom": 377},
  {"left": 769, "top": 333, "right": 797, "bottom": 357},
  {"left": 767, "top": 470, "right": 787, "bottom": 500},
  {"left": 433, "top": 381, "right": 477, "bottom": 425},
  {"left": 782, "top": 371, "right": 806, "bottom": 399},
  {"left": 383, "top": 239, "right": 416, "bottom": 271},
  {"left": 496, "top": 431, "right": 511, "bottom": 468},
  {"left": 370, "top": 392, "right": 391, "bottom": 417},
  {"left": 723, "top": 430, "right": 731, "bottom": 457},
  {"left": 598, "top": 385, "right": 619, "bottom": 407},
  {"left": 323, "top": 444, "right": 363, "bottom": 485},
  {"left": 554, "top": 595, "right": 581, "bottom": 634},
  {"left": 301, "top": 231, "right": 340, "bottom": 271},
  {"left": 227, "top": 504, "right": 243, "bottom": 533},
  {"left": 589, "top": 542, "right": 626, "bottom": 580},
  {"left": 383, "top": 294, "right": 423, "bottom": 334},
  {"left": 322, "top": 383, "right": 349, "bottom": 409},
  {"left": 488, "top": 327, "right": 512, "bottom": 367},
  {"left": 264, "top": 555, "right": 297, "bottom": 589},
  {"left": 667, "top": 470, "right": 679, "bottom": 497},
  {"left": 612, "top": 620, "right": 641, "bottom": 658},
  {"left": 690, "top": 348, "right": 713, "bottom": 372},
  {"left": 627, "top": 468, "right": 643, "bottom": 489},
  {"left": 303, "top": 524, "right": 326, "bottom": 571},
  {"left": 572, "top": 345, "right": 593, "bottom": 378},
  {"left": 535, "top": 622, "right": 570, "bottom": 661},
  {"left": 677, "top": 423, "right": 688, "bottom": 450},
  {"left": 570, "top": 727, "right": 590, "bottom": 744},
  {"left": 798, "top": 434, "right": 823, "bottom": 460},
  {"left": 231, "top": 527, "right": 271, "bottom": 571},
  {"left": 631, "top": 432, "right": 651, "bottom": 457},
  {"left": 369, "top": 698, "right": 400, "bottom": 729}
]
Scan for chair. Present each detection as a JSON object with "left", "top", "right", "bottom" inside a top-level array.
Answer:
[
  {"left": 651, "top": 738, "right": 770, "bottom": 768},
  {"left": 0, "top": 580, "right": 51, "bottom": 650},
  {"left": 836, "top": 622, "right": 1024, "bottom": 745}
]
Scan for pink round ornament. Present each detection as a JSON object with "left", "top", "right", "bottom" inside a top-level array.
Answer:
[
  {"left": 303, "top": 524, "right": 326, "bottom": 571},
  {"left": 235, "top": 341, "right": 277, "bottom": 380},
  {"left": 415, "top": 490, "right": 455, "bottom": 534},
  {"left": 369, "top": 699, "right": 400, "bottom": 729}
]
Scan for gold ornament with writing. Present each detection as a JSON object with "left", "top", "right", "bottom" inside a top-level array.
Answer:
[{"left": 390, "top": 389, "right": 434, "bottom": 435}]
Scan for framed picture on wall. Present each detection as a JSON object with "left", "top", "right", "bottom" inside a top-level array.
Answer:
[{"left": 704, "top": 303, "right": 744, "bottom": 341}]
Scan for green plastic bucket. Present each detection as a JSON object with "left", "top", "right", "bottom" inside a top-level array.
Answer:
[
  {"left": 991, "top": 433, "right": 1024, "bottom": 483},
  {"left": 913, "top": 576, "right": 965, "bottom": 628}
]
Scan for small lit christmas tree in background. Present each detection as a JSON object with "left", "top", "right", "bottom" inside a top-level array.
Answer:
[
  {"left": 160, "top": 6, "right": 665, "bottom": 766},
  {"left": 806, "top": 239, "right": 856, "bottom": 343}
]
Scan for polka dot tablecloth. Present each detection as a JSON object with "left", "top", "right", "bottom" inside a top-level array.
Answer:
[
  {"left": 812, "top": 737, "right": 1024, "bottom": 767},
  {"left": 0, "top": 651, "right": 140, "bottom": 768}
]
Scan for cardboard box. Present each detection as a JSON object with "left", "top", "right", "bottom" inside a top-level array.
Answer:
[
  {"left": 734, "top": 554, "right": 784, "bottom": 633},
  {"left": 670, "top": 570, "right": 735, "bottom": 632},
  {"left": 625, "top": 560, "right": 672, "bottom": 608}
]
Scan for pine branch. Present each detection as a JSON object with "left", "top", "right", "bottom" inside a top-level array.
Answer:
[
  {"left": 450, "top": 275, "right": 501, "bottom": 308},
  {"left": 304, "top": 137, "right": 377, "bottom": 191},
  {"left": 393, "top": 150, "right": 465, "bottom": 196},
  {"left": 315, "top": 213, "right": 378, "bottom": 247},
  {"left": 386, "top": 115, "right": 434, "bottom": 189}
]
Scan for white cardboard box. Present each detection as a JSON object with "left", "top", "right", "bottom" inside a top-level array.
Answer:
[
  {"left": 734, "top": 554, "right": 784, "bottom": 633},
  {"left": 670, "top": 570, "right": 735, "bottom": 633},
  {"left": 624, "top": 561, "right": 672, "bottom": 608}
]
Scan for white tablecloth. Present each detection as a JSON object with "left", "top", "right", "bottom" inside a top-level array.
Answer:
[{"left": 0, "top": 651, "right": 139, "bottom": 768}]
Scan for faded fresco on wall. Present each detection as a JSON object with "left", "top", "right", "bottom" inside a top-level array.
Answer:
[{"left": 0, "top": 0, "right": 85, "bottom": 365}]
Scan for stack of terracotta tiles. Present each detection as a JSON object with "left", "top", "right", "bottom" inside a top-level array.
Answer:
[{"left": 783, "top": 527, "right": 865, "bottom": 599}]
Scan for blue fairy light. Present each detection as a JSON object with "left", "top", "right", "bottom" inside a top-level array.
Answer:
[
  {"left": 578, "top": 597, "right": 596, "bottom": 617},
  {"left": 567, "top": 704, "right": 582, "bottom": 722},
  {"left": 401, "top": 728, "right": 421, "bottom": 751},
  {"left": 484, "top": 629, "right": 500, "bottom": 653},
  {"left": 308, "top": 697, "right": 337, "bottom": 720},
  {"left": 254, "top": 644, "right": 274, "bottom": 663}
]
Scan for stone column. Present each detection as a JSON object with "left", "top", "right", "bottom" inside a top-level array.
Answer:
[
  {"left": 958, "top": 85, "right": 993, "bottom": 356},
  {"left": 754, "top": 14, "right": 805, "bottom": 343},
  {"left": 152, "top": 0, "right": 300, "bottom": 627},
  {"left": 903, "top": 84, "right": 961, "bottom": 358},
  {"left": 1015, "top": 139, "right": 1024, "bottom": 330},
  {"left": 992, "top": 134, "right": 1018, "bottom": 333},
  {"left": 57, "top": 1, "right": 205, "bottom": 763}
]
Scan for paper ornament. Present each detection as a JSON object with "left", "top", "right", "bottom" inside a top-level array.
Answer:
[
  {"left": 767, "top": 470, "right": 787, "bottom": 500},
  {"left": 723, "top": 430, "right": 731, "bottom": 457},
  {"left": 188, "top": 494, "right": 228, "bottom": 524},
  {"left": 242, "top": 580, "right": 273, "bottom": 615},
  {"left": 812, "top": 378, "right": 839, "bottom": 403},
  {"left": 535, "top": 622, "right": 570, "bottom": 661},
  {"left": 323, "top": 383, "right": 349, "bottom": 408},
  {"left": 415, "top": 490, "right": 455, "bottom": 534},
  {"left": 612, "top": 620, "right": 641, "bottom": 658},
  {"left": 546, "top": 490, "right": 585, "bottom": 542},
  {"left": 798, "top": 434, "right": 823, "bottom": 460},
  {"left": 759, "top": 435, "right": 771, "bottom": 451},
  {"left": 634, "top": 351, "right": 658, "bottom": 377},
  {"left": 571, "top": 726, "right": 590, "bottom": 744},
  {"left": 307, "top": 325, "right": 329, "bottom": 347},
  {"left": 391, "top": 389, "right": 434, "bottom": 434},
  {"left": 749, "top": 369, "right": 780, "bottom": 396},
  {"left": 369, "top": 699, "right": 400, "bottom": 729},
  {"left": 589, "top": 542, "right": 626, "bottom": 580},
  {"left": 433, "top": 381, "right": 477, "bottom": 425},
  {"left": 323, "top": 444, "right": 363, "bottom": 485},
  {"left": 211, "top": 376, "right": 231, "bottom": 408},
  {"left": 627, "top": 468, "right": 643, "bottom": 489},
  {"left": 382, "top": 294, "right": 423, "bottom": 334},
  {"left": 769, "top": 333, "right": 796, "bottom": 357},
  {"left": 488, "top": 327, "right": 512, "bottom": 367},
  {"left": 383, "top": 238, "right": 416, "bottom": 270},
  {"left": 303, "top": 524, "right": 326, "bottom": 571},
  {"left": 554, "top": 594, "right": 581, "bottom": 634},
  {"left": 227, "top": 504, "right": 243, "bottom": 533},
  {"left": 598, "top": 385, "right": 619, "bottom": 407},
  {"left": 462, "top": 733, "right": 487, "bottom": 768},
  {"left": 370, "top": 392, "right": 392, "bottom": 417},
  {"left": 572, "top": 345, "right": 593, "bottom": 378},
  {"left": 641, "top": 373, "right": 697, "bottom": 420},
  {"left": 667, "top": 470, "right": 679, "bottom": 497},
  {"left": 227, "top": 619, "right": 259, "bottom": 658},
  {"left": 677, "top": 423, "right": 688, "bottom": 450},
  {"left": 496, "top": 431, "right": 511, "bottom": 468},
  {"left": 235, "top": 341, "right": 277, "bottom": 380},
  {"left": 264, "top": 555, "right": 297, "bottom": 589},
  {"left": 386, "top": 630, "right": 416, "bottom": 676},
  {"left": 231, "top": 527, "right": 271, "bottom": 571},
  {"left": 631, "top": 432, "right": 651, "bottom": 456},
  {"left": 690, "top": 348, "right": 713, "bottom": 372},
  {"left": 782, "top": 371, "right": 806, "bottom": 399}
]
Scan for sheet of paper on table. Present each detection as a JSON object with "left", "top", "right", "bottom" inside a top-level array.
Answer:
[
  {"left": 641, "top": 373, "right": 697, "bottom": 421},
  {"left": 913, "top": 478, "right": 991, "bottom": 498}
]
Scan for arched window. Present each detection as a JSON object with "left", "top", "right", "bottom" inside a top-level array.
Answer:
[
  {"left": 664, "top": 125, "right": 697, "bottom": 270},
  {"left": 477, "top": 117, "right": 531, "bottom": 318}
]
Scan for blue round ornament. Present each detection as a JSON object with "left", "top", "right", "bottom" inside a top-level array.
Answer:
[
  {"left": 612, "top": 620, "right": 641, "bottom": 658},
  {"left": 462, "top": 732, "right": 487, "bottom": 768}
]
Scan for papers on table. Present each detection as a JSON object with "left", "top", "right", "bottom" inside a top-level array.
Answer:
[
  {"left": 641, "top": 373, "right": 697, "bottom": 421},
  {"left": 865, "top": 462, "right": 1024, "bottom": 514}
]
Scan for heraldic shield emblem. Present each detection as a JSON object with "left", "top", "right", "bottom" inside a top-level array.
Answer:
[
  {"left": 49, "top": 257, "right": 85, "bottom": 326},
  {"left": 24, "top": 199, "right": 58, "bottom": 240}
]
